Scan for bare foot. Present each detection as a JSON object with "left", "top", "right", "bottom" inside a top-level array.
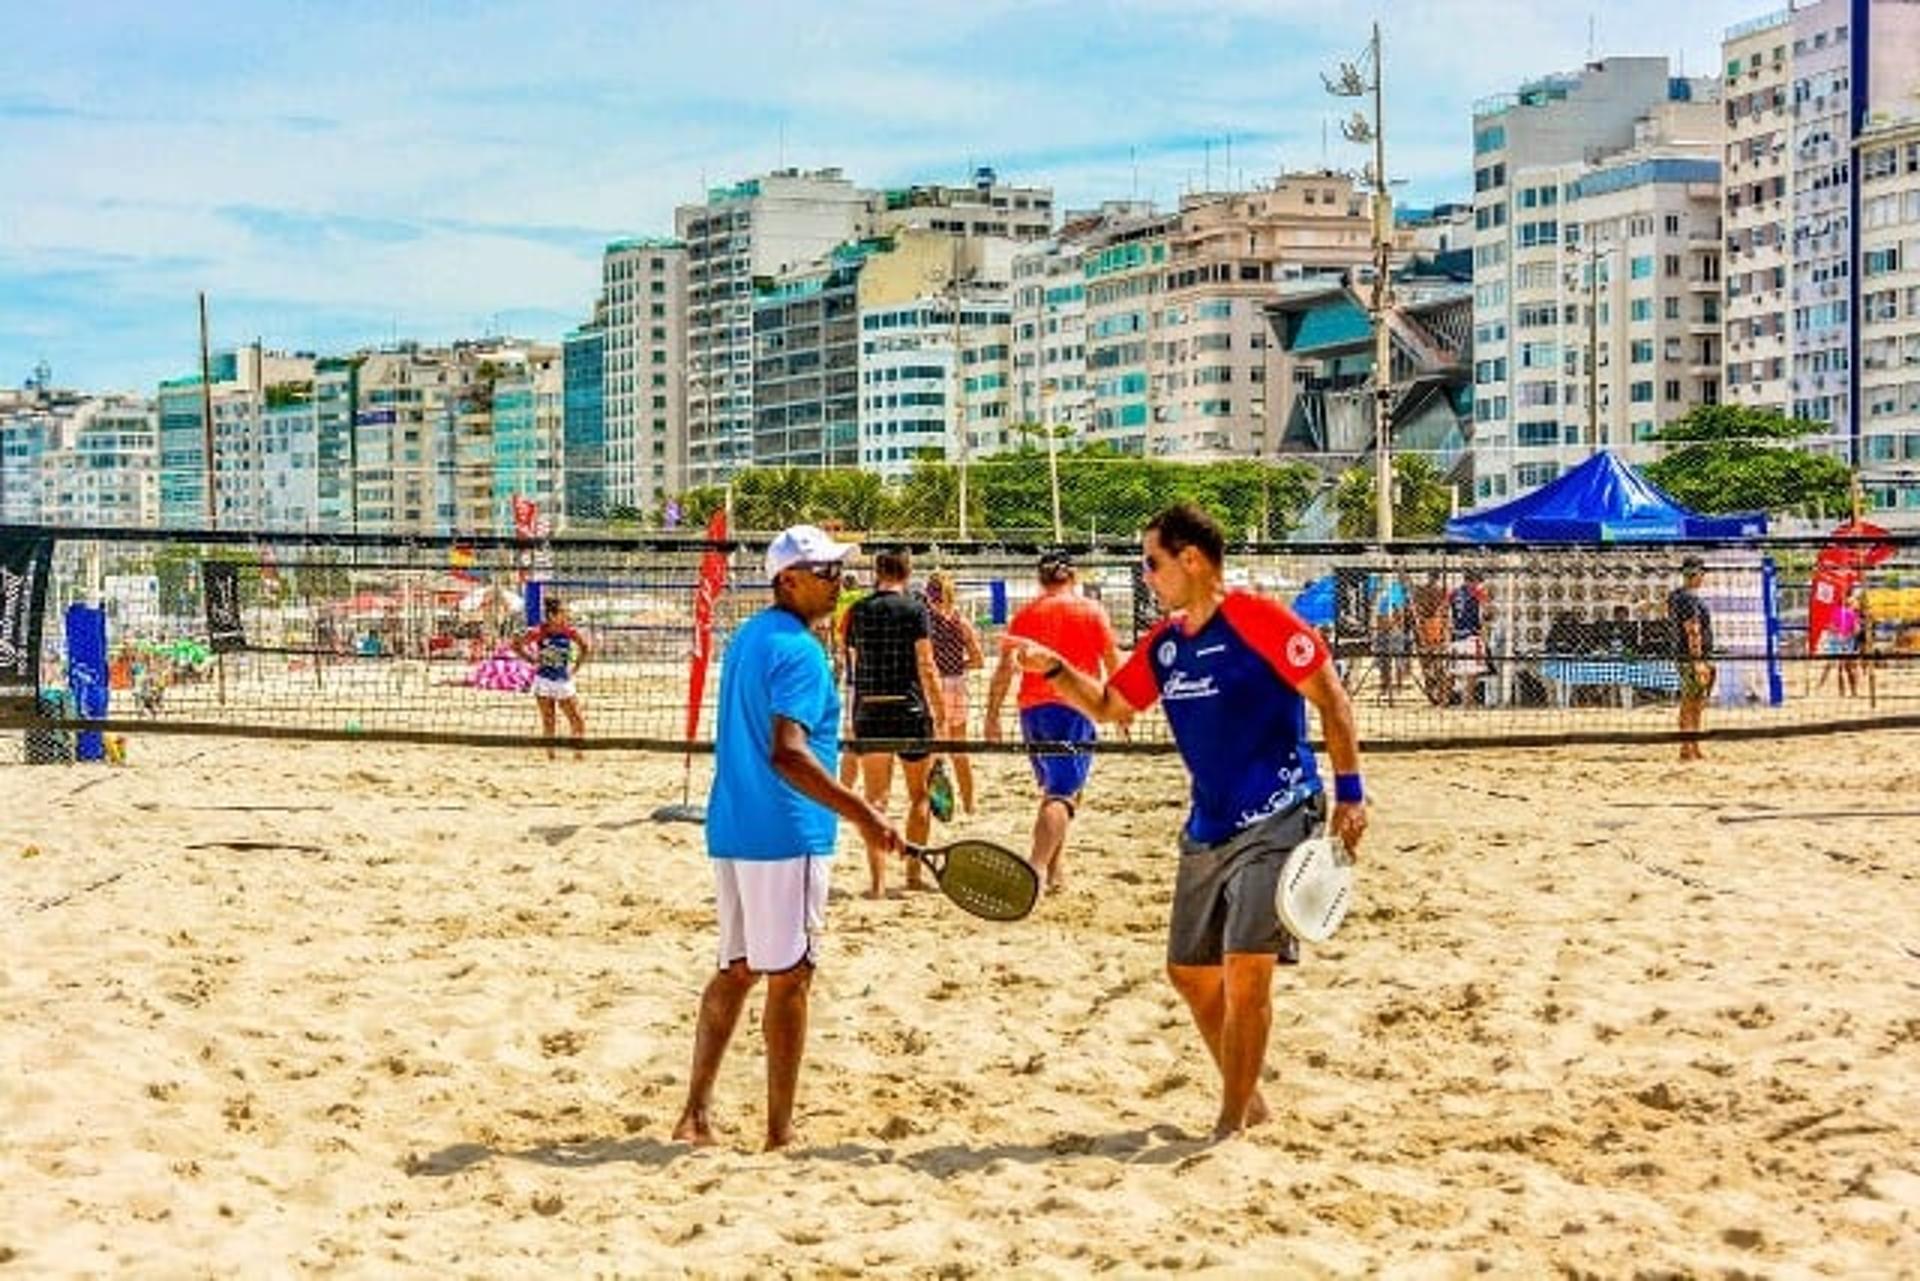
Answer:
[
  {"left": 765, "top": 1129, "right": 802, "bottom": 1152},
  {"left": 672, "top": 1107, "right": 719, "bottom": 1146},
  {"left": 1211, "top": 1092, "right": 1270, "bottom": 1139},
  {"left": 863, "top": 887, "right": 886, "bottom": 900},
  {"left": 907, "top": 880, "right": 940, "bottom": 894}
]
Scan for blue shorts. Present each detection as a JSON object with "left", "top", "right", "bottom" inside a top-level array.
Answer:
[{"left": 1020, "top": 703, "right": 1096, "bottom": 801}]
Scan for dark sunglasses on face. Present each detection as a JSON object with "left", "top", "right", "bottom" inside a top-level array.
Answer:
[{"left": 799, "top": 561, "right": 844, "bottom": 582}]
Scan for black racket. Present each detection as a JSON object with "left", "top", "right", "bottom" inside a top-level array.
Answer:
[{"left": 903, "top": 839, "right": 1040, "bottom": 922}]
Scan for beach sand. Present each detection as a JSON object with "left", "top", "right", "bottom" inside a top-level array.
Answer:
[{"left": 4, "top": 730, "right": 1918, "bottom": 1276}]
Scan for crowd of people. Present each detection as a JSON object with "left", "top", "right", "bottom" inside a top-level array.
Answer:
[{"left": 675, "top": 504, "right": 1370, "bottom": 1151}]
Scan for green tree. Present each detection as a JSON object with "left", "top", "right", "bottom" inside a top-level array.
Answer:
[
  {"left": 1643, "top": 405, "right": 1852, "bottom": 517},
  {"left": 1333, "top": 453, "right": 1456, "bottom": 539}
]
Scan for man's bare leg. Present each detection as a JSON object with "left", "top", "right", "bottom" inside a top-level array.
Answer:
[
  {"left": 562, "top": 699, "right": 586, "bottom": 761},
  {"left": 1167, "top": 962, "right": 1271, "bottom": 1135},
  {"left": 1031, "top": 797, "right": 1072, "bottom": 891},
  {"left": 536, "top": 697, "right": 558, "bottom": 761},
  {"left": 1216, "top": 953, "right": 1278, "bottom": 1137},
  {"left": 762, "top": 965, "right": 813, "bottom": 1150},
  {"left": 673, "top": 961, "right": 757, "bottom": 1144}
]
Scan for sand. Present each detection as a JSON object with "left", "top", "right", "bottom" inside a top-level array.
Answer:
[{"left": 4, "top": 730, "right": 1919, "bottom": 1277}]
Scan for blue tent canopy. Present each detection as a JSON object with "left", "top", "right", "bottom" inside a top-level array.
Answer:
[{"left": 1446, "top": 451, "right": 1766, "bottom": 543}]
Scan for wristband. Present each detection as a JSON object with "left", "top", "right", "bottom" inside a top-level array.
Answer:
[
  {"left": 1333, "top": 773, "right": 1365, "bottom": 805},
  {"left": 1043, "top": 659, "right": 1066, "bottom": 680}
]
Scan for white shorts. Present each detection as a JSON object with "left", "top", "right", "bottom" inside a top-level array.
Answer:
[
  {"left": 531, "top": 675, "right": 577, "bottom": 701},
  {"left": 713, "top": 856, "right": 831, "bottom": 974}
]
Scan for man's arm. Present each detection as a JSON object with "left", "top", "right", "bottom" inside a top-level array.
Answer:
[
  {"left": 771, "top": 716, "right": 899, "bottom": 852},
  {"left": 571, "top": 630, "right": 591, "bottom": 673},
  {"left": 1296, "top": 664, "right": 1368, "bottom": 854},
  {"left": 914, "top": 637, "right": 944, "bottom": 735},
  {"left": 1005, "top": 639, "right": 1138, "bottom": 725},
  {"left": 983, "top": 648, "right": 1016, "bottom": 741}
]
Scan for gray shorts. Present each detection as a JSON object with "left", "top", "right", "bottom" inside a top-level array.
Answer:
[{"left": 1168, "top": 797, "right": 1326, "bottom": 968}]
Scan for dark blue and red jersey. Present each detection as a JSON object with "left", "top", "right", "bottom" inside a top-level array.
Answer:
[{"left": 1110, "top": 591, "right": 1330, "bottom": 845}]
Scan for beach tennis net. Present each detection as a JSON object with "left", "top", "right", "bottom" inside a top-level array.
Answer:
[{"left": 6, "top": 525, "right": 1920, "bottom": 759}]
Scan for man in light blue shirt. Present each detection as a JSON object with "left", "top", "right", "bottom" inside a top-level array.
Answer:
[{"left": 674, "top": 524, "right": 901, "bottom": 1151}]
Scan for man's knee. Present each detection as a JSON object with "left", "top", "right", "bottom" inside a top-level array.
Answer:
[
  {"left": 1166, "top": 961, "right": 1219, "bottom": 1001},
  {"left": 766, "top": 963, "right": 814, "bottom": 996},
  {"left": 1221, "top": 954, "right": 1276, "bottom": 1008}
]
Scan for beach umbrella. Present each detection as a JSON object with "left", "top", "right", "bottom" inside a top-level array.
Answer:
[{"left": 1816, "top": 518, "right": 1895, "bottom": 571}]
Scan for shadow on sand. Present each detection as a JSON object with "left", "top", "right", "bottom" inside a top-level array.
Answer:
[{"left": 406, "top": 1123, "right": 1214, "bottom": 1179}]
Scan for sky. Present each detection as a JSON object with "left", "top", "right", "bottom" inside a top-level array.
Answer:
[{"left": 2, "top": 0, "right": 1760, "bottom": 394}]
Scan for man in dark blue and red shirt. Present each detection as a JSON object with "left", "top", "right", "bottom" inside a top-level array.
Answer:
[{"left": 1005, "top": 502, "right": 1368, "bottom": 1140}]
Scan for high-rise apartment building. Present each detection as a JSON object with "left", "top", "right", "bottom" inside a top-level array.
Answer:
[
  {"left": 1010, "top": 225, "right": 1099, "bottom": 444},
  {"left": 751, "top": 240, "right": 878, "bottom": 470},
  {"left": 561, "top": 323, "right": 606, "bottom": 523},
  {"left": 1080, "top": 175, "right": 1379, "bottom": 459},
  {"left": 60, "top": 397, "right": 159, "bottom": 528},
  {"left": 491, "top": 347, "right": 563, "bottom": 533},
  {"left": 598, "top": 238, "right": 685, "bottom": 516},
  {"left": 1472, "top": 58, "right": 1719, "bottom": 499},
  {"left": 1722, "top": 0, "right": 1920, "bottom": 460},
  {"left": 155, "top": 344, "right": 313, "bottom": 528},
  {"left": 1858, "top": 116, "right": 1920, "bottom": 520},
  {"left": 870, "top": 169, "right": 1054, "bottom": 242},
  {"left": 677, "top": 169, "right": 872, "bottom": 489}
]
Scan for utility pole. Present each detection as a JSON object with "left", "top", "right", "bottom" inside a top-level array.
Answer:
[
  {"left": 199, "top": 292, "right": 216, "bottom": 528},
  {"left": 1327, "top": 22, "right": 1395, "bottom": 540}
]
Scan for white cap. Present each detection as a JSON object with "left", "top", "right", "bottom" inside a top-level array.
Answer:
[{"left": 764, "top": 524, "right": 857, "bottom": 583}]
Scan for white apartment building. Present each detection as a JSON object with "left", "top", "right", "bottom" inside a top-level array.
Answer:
[
  {"left": 1472, "top": 58, "right": 1719, "bottom": 500},
  {"left": 1722, "top": 0, "right": 1920, "bottom": 457},
  {"left": 677, "top": 169, "right": 872, "bottom": 489},
  {"left": 260, "top": 398, "right": 320, "bottom": 530},
  {"left": 857, "top": 288, "right": 1014, "bottom": 481},
  {"left": 1010, "top": 231, "right": 1094, "bottom": 444},
  {"left": 1858, "top": 116, "right": 1920, "bottom": 522},
  {"left": 1483, "top": 103, "right": 1724, "bottom": 501},
  {"left": 870, "top": 169, "right": 1054, "bottom": 242},
  {"left": 598, "top": 238, "right": 685, "bottom": 516},
  {"left": 57, "top": 397, "right": 159, "bottom": 528},
  {"left": 1080, "top": 175, "right": 1379, "bottom": 461}
]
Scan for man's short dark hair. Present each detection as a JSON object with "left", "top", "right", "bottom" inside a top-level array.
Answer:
[
  {"left": 1037, "top": 548, "right": 1074, "bottom": 584},
  {"left": 874, "top": 549, "right": 911, "bottom": 581},
  {"left": 1144, "top": 502, "right": 1226, "bottom": 567}
]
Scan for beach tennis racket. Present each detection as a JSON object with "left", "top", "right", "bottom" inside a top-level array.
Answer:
[
  {"left": 903, "top": 839, "right": 1039, "bottom": 922},
  {"left": 1275, "top": 836, "right": 1354, "bottom": 944}
]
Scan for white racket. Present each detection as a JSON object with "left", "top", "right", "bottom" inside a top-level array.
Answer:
[{"left": 1275, "top": 836, "right": 1354, "bottom": 943}]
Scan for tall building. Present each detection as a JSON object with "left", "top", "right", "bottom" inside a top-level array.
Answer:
[
  {"left": 259, "top": 394, "right": 320, "bottom": 530},
  {"left": 156, "top": 344, "right": 313, "bottom": 528},
  {"left": 57, "top": 397, "right": 160, "bottom": 528},
  {"left": 1471, "top": 58, "right": 1718, "bottom": 500},
  {"left": 598, "top": 238, "right": 685, "bottom": 515},
  {"left": 677, "top": 169, "right": 872, "bottom": 489},
  {"left": 751, "top": 239, "right": 879, "bottom": 470},
  {"left": 854, "top": 231, "right": 1013, "bottom": 478},
  {"left": 1722, "top": 0, "right": 1920, "bottom": 459},
  {"left": 870, "top": 169, "right": 1054, "bottom": 241},
  {"left": 1858, "top": 115, "right": 1920, "bottom": 521},
  {"left": 491, "top": 346, "right": 563, "bottom": 534},
  {"left": 1010, "top": 228, "right": 1094, "bottom": 445},
  {"left": 1081, "top": 174, "right": 1380, "bottom": 460},
  {"left": 561, "top": 323, "right": 606, "bottom": 523}
]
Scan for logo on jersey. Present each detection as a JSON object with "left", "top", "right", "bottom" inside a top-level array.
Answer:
[
  {"left": 1157, "top": 638, "right": 1178, "bottom": 667},
  {"left": 1161, "top": 671, "right": 1218, "bottom": 701},
  {"left": 1285, "top": 633, "right": 1317, "bottom": 670}
]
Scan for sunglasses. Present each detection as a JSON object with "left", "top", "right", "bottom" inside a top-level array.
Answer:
[{"left": 797, "top": 561, "right": 844, "bottom": 582}]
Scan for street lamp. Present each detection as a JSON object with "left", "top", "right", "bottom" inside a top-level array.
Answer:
[{"left": 1324, "top": 21, "right": 1395, "bottom": 541}]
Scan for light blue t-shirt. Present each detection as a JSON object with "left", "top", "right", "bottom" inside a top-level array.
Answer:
[{"left": 705, "top": 607, "right": 842, "bottom": 861}]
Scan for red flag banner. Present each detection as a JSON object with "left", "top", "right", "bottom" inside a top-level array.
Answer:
[
  {"left": 685, "top": 510, "right": 729, "bottom": 745},
  {"left": 1817, "top": 519, "right": 1894, "bottom": 572},
  {"left": 1807, "top": 566, "right": 1857, "bottom": 656}
]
